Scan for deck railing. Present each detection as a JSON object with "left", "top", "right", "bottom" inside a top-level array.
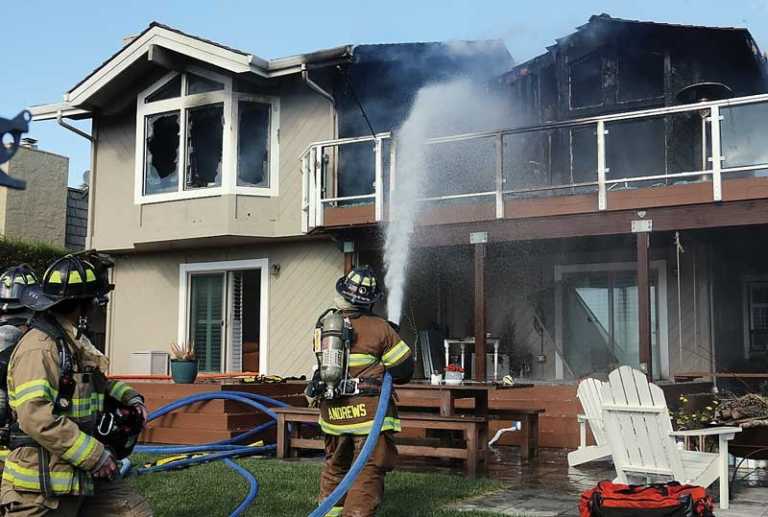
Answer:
[{"left": 301, "top": 93, "right": 768, "bottom": 231}]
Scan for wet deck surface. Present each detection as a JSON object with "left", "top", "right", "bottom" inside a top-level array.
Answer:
[{"left": 397, "top": 447, "right": 768, "bottom": 516}]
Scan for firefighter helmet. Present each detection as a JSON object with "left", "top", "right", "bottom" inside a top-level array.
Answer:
[
  {"left": 336, "top": 266, "right": 382, "bottom": 306},
  {"left": 22, "top": 255, "right": 112, "bottom": 312},
  {"left": 0, "top": 265, "right": 38, "bottom": 312}
]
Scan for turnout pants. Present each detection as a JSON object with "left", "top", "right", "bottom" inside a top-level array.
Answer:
[
  {"left": 1, "top": 479, "right": 153, "bottom": 517},
  {"left": 319, "top": 432, "right": 398, "bottom": 517}
]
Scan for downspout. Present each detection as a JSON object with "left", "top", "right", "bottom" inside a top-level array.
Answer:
[
  {"left": 56, "top": 110, "right": 96, "bottom": 249},
  {"left": 301, "top": 64, "right": 336, "bottom": 139}
]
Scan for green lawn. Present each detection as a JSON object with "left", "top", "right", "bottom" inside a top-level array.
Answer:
[{"left": 130, "top": 456, "right": 503, "bottom": 516}]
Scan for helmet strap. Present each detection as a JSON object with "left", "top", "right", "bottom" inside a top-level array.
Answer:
[{"left": 76, "top": 314, "right": 89, "bottom": 339}]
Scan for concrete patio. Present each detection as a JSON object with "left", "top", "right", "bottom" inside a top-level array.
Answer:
[{"left": 402, "top": 447, "right": 768, "bottom": 517}]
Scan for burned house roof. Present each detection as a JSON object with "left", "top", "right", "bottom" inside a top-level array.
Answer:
[{"left": 502, "top": 13, "right": 765, "bottom": 83}]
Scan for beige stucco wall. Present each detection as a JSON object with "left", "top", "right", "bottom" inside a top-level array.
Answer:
[
  {"left": 1, "top": 147, "right": 68, "bottom": 246},
  {"left": 107, "top": 239, "right": 343, "bottom": 377},
  {"left": 92, "top": 77, "right": 333, "bottom": 251}
]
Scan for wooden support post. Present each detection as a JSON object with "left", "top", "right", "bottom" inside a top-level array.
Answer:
[
  {"left": 637, "top": 231, "right": 652, "bottom": 379},
  {"left": 474, "top": 242, "right": 487, "bottom": 381},
  {"left": 344, "top": 252, "right": 354, "bottom": 274}
]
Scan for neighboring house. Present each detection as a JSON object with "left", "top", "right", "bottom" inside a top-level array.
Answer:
[
  {"left": 0, "top": 139, "right": 68, "bottom": 247},
  {"left": 30, "top": 22, "right": 510, "bottom": 377},
  {"left": 65, "top": 187, "right": 88, "bottom": 250}
]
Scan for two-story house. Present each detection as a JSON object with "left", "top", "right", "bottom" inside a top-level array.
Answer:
[{"left": 30, "top": 23, "right": 510, "bottom": 377}]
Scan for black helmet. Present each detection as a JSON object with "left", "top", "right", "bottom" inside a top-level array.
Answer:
[
  {"left": 0, "top": 265, "right": 38, "bottom": 312},
  {"left": 22, "top": 255, "right": 112, "bottom": 312},
  {"left": 336, "top": 266, "right": 382, "bottom": 306}
]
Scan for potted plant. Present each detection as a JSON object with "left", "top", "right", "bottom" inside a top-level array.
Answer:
[
  {"left": 170, "top": 341, "right": 197, "bottom": 384},
  {"left": 444, "top": 363, "right": 464, "bottom": 385}
]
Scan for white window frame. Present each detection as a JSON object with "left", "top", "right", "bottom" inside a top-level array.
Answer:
[
  {"left": 178, "top": 259, "right": 270, "bottom": 374},
  {"left": 135, "top": 66, "right": 280, "bottom": 205},
  {"left": 741, "top": 275, "right": 768, "bottom": 359},
  {"left": 554, "top": 260, "right": 669, "bottom": 380}
]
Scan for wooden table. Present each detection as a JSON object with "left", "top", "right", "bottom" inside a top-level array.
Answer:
[{"left": 396, "top": 381, "right": 534, "bottom": 418}]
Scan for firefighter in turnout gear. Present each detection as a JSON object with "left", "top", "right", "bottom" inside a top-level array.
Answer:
[
  {"left": 310, "top": 266, "right": 414, "bottom": 517},
  {"left": 0, "top": 255, "right": 153, "bottom": 516}
]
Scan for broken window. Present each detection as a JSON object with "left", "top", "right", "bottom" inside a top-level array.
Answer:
[
  {"left": 145, "top": 75, "right": 181, "bottom": 103},
  {"left": 618, "top": 52, "right": 665, "bottom": 102},
  {"left": 570, "top": 53, "right": 603, "bottom": 109},
  {"left": 144, "top": 111, "right": 180, "bottom": 194},
  {"left": 186, "top": 104, "right": 223, "bottom": 189},
  {"left": 187, "top": 73, "right": 225, "bottom": 95},
  {"left": 237, "top": 101, "right": 271, "bottom": 188}
]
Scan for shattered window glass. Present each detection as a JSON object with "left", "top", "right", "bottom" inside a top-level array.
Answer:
[
  {"left": 145, "top": 75, "right": 182, "bottom": 103},
  {"left": 237, "top": 101, "right": 271, "bottom": 188},
  {"left": 570, "top": 53, "right": 603, "bottom": 109},
  {"left": 144, "top": 111, "right": 180, "bottom": 194},
  {"left": 185, "top": 103, "right": 224, "bottom": 190},
  {"left": 187, "top": 73, "right": 225, "bottom": 95}
]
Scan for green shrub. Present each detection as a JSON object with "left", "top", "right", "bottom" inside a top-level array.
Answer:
[{"left": 0, "top": 237, "right": 67, "bottom": 276}]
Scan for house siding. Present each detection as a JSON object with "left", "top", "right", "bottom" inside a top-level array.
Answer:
[
  {"left": 91, "top": 79, "right": 333, "bottom": 251},
  {"left": 107, "top": 239, "right": 342, "bottom": 376}
]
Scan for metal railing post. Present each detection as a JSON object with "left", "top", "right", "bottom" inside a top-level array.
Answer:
[
  {"left": 597, "top": 120, "right": 607, "bottom": 211},
  {"left": 301, "top": 154, "right": 309, "bottom": 233},
  {"left": 315, "top": 146, "right": 324, "bottom": 227},
  {"left": 495, "top": 133, "right": 504, "bottom": 219},
  {"left": 374, "top": 138, "right": 384, "bottom": 222},
  {"left": 709, "top": 106, "right": 723, "bottom": 202}
]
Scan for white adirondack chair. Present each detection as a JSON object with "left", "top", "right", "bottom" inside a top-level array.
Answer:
[
  {"left": 600, "top": 366, "right": 741, "bottom": 509},
  {"left": 568, "top": 378, "right": 611, "bottom": 466}
]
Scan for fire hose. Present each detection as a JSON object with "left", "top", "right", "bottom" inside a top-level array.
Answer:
[{"left": 119, "top": 391, "right": 290, "bottom": 517}]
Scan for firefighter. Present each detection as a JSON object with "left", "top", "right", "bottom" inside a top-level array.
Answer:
[
  {"left": 0, "top": 265, "right": 38, "bottom": 330},
  {"left": 0, "top": 255, "right": 153, "bottom": 516},
  {"left": 310, "top": 266, "right": 414, "bottom": 517}
]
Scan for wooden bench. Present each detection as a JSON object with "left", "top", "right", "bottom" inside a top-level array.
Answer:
[{"left": 273, "top": 407, "right": 486, "bottom": 475}]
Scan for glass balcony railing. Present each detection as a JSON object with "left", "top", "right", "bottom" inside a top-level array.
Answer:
[{"left": 301, "top": 93, "right": 768, "bottom": 231}]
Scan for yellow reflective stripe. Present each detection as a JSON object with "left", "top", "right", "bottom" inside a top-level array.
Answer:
[
  {"left": 2, "top": 460, "right": 78, "bottom": 493},
  {"left": 319, "top": 417, "right": 401, "bottom": 435},
  {"left": 9, "top": 379, "right": 57, "bottom": 408},
  {"left": 61, "top": 432, "right": 97, "bottom": 467},
  {"left": 109, "top": 381, "right": 132, "bottom": 401},
  {"left": 324, "top": 507, "right": 343, "bottom": 517},
  {"left": 347, "top": 354, "right": 378, "bottom": 368},
  {"left": 382, "top": 341, "right": 410, "bottom": 367},
  {"left": 66, "top": 393, "right": 104, "bottom": 418}
]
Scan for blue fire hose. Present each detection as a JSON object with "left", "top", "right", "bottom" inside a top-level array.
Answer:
[
  {"left": 120, "top": 391, "right": 290, "bottom": 517},
  {"left": 309, "top": 371, "right": 393, "bottom": 517}
]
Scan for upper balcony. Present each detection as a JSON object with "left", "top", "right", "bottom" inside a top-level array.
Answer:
[{"left": 300, "top": 93, "right": 768, "bottom": 233}]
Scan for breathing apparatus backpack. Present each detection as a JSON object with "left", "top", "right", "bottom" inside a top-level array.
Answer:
[
  {"left": 0, "top": 324, "right": 24, "bottom": 445},
  {"left": 1, "top": 316, "right": 142, "bottom": 459}
]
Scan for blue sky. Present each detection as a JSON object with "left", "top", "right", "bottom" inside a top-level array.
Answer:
[{"left": 3, "top": 0, "right": 768, "bottom": 186}]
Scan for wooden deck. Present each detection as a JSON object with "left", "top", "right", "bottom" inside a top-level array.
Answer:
[{"left": 135, "top": 381, "right": 306, "bottom": 444}]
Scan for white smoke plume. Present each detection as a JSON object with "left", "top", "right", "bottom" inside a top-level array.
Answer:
[{"left": 385, "top": 79, "right": 511, "bottom": 323}]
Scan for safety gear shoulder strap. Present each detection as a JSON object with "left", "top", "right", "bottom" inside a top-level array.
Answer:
[{"left": 28, "top": 315, "right": 77, "bottom": 414}]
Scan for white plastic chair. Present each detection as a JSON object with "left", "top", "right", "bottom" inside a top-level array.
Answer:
[{"left": 568, "top": 377, "right": 611, "bottom": 466}]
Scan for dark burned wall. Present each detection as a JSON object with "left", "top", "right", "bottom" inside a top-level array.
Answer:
[
  {"left": 333, "top": 43, "right": 512, "bottom": 198},
  {"left": 709, "top": 227, "right": 768, "bottom": 373}
]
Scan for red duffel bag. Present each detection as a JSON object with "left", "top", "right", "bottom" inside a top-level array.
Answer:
[{"left": 579, "top": 480, "right": 715, "bottom": 517}]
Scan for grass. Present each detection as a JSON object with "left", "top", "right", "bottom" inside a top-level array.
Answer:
[{"left": 130, "top": 456, "right": 504, "bottom": 516}]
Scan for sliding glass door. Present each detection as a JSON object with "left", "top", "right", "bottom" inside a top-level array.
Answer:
[
  {"left": 189, "top": 273, "right": 226, "bottom": 372},
  {"left": 561, "top": 269, "right": 660, "bottom": 379}
]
